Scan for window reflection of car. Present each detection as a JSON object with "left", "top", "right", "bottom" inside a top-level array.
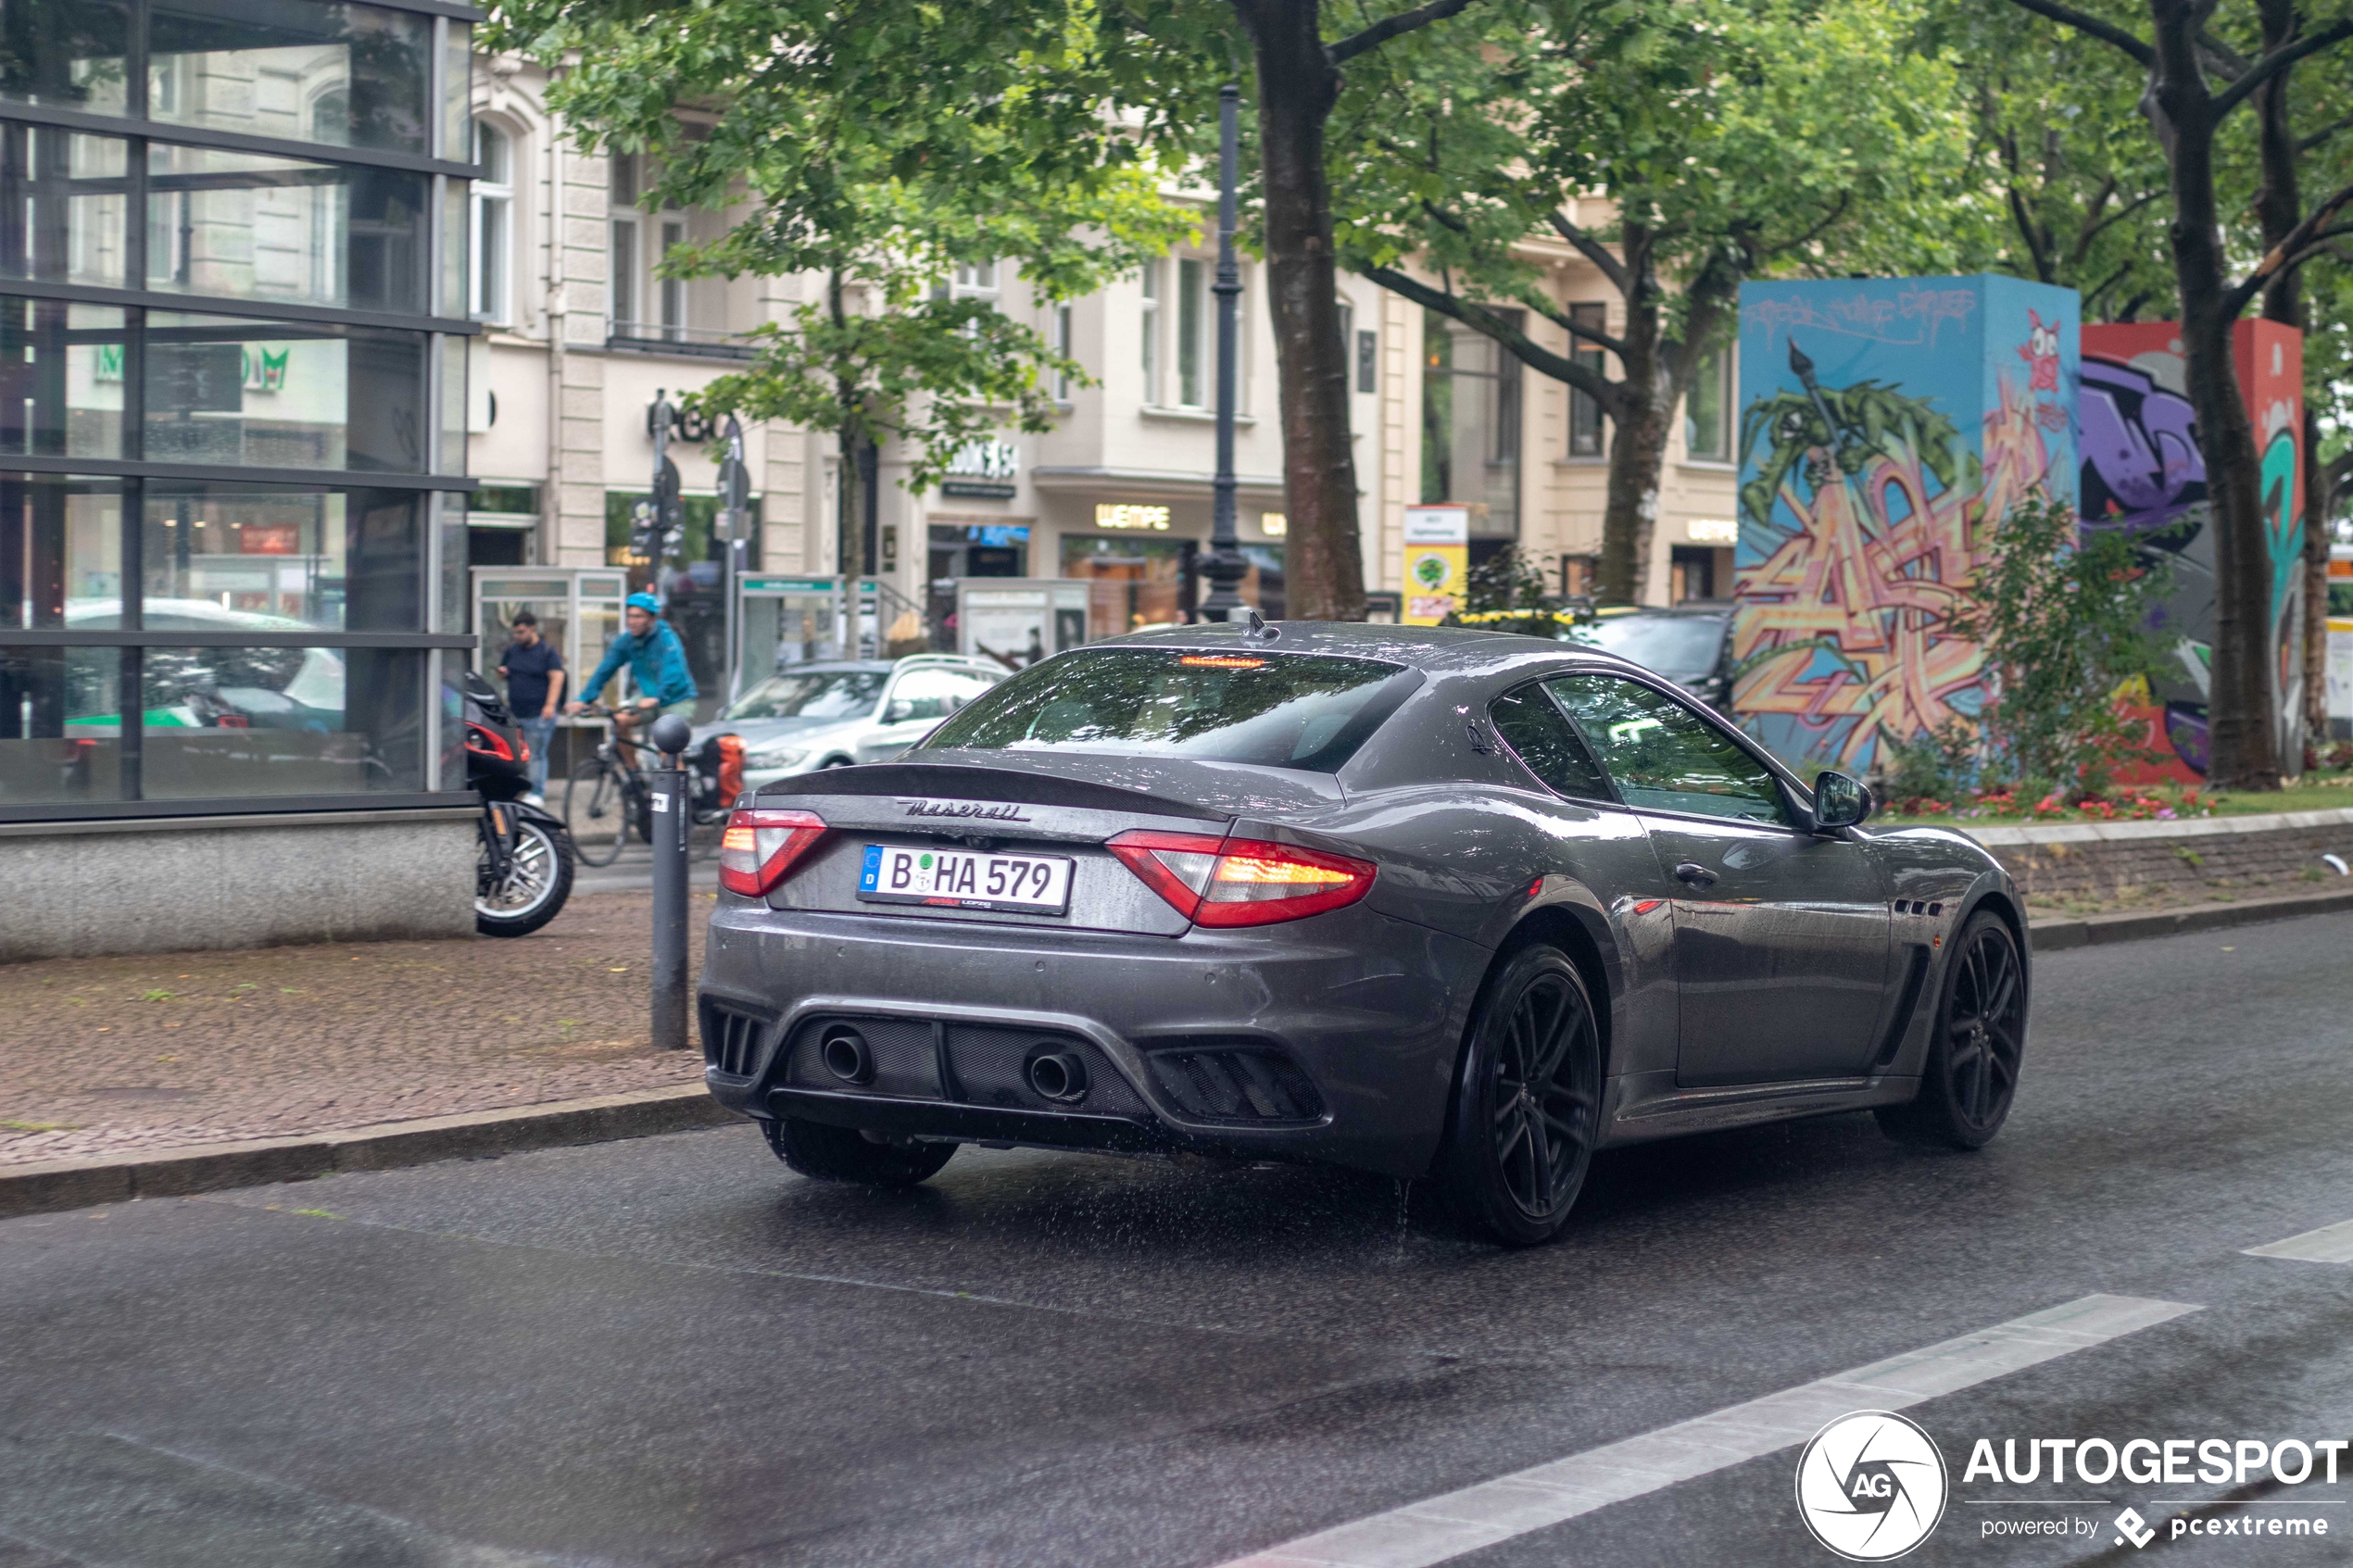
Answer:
[
  {"left": 1560, "top": 603, "right": 1737, "bottom": 708},
  {"left": 691, "top": 656, "right": 1004, "bottom": 790},
  {"left": 63, "top": 598, "right": 346, "bottom": 731}
]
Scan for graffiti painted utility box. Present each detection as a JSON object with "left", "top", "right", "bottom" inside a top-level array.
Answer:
[
  {"left": 2079, "top": 320, "right": 2304, "bottom": 779},
  {"left": 1731, "top": 275, "right": 2080, "bottom": 773}
]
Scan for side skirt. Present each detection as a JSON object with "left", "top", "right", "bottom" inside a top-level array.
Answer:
[{"left": 1597, "top": 1070, "right": 1919, "bottom": 1147}]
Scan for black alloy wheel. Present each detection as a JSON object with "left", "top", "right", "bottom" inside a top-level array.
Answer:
[
  {"left": 1878, "top": 910, "right": 2027, "bottom": 1149},
  {"left": 1439, "top": 945, "right": 1603, "bottom": 1246}
]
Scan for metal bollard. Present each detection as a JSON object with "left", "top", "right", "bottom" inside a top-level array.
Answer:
[{"left": 648, "top": 713, "right": 695, "bottom": 1051}]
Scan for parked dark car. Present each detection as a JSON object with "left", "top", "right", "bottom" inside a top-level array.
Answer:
[
  {"left": 697, "top": 623, "right": 2026, "bottom": 1245},
  {"left": 1564, "top": 602, "right": 1738, "bottom": 708}
]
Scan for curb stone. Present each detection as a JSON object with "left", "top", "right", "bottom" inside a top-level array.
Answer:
[
  {"left": 0, "top": 1084, "right": 736, "bottom": 1221},
  {"left": 8, "top": 883, "right": 2353, "bottom": 1223},
  {"left": 2024, "top": 885, "right": 2353, "bottom": 951}
]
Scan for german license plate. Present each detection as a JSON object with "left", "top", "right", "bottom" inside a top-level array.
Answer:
[{"left": 857, "top": 844, "right": 1073, "bottom": 914}]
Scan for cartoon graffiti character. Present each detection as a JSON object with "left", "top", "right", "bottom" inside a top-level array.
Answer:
[{"left": 2020, "top": 311, "right": 2061, "bottom": 393}]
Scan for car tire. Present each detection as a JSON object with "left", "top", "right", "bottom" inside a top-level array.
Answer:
[
  {"left": 1876, "top": 910, "right": 2027, "bottom": 1150},
  {"left": 1435, "top": 944, "right": 1604, "bottom": 1247},
  {"left": 763, "top": 1116, "right": 957, "bottom": 1186}
]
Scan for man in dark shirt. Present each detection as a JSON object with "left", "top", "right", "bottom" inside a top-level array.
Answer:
[{"left": 497, "top": 611, "right": 566, "bottom": 797}]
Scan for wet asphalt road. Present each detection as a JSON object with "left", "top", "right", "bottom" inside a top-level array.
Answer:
[{"left": 4, "top": 914, "right": 2352, "bottom": 1568}]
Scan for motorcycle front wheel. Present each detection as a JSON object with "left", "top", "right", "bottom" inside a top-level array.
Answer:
[{"left": 477, "top": 816, "right": 575, "bottom": 937}]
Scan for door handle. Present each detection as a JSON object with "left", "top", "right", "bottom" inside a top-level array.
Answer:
[{"left": 1673, "top": 861, "right": 1718, "bottom": 888}]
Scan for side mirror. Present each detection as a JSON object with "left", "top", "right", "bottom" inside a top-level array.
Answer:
[
  {"left": 1811, "top": 770, "right": 1873, "bottom": 831},
  {"left": 883, "top": 699, "right": 915, "bottom": 724}
]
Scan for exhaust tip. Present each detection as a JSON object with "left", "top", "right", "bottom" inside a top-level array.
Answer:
[
  {"left": 820, "top": 1026, "right": 875, "bottom": 1085},
  {"left": 1026, "top": 1048, "right": 1089, "bottom": 1104}
]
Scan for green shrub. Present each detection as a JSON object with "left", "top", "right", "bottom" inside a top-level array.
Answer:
[{"left": 1948, "top": 491, "right": 2173, "bottom": 799}]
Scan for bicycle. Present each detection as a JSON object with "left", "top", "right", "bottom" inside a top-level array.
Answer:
[{"left": 559, "top": 705, "right": 729, "bottom": 868}]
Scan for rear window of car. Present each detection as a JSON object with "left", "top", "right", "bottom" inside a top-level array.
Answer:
[{"left": 912, "top": 647, "right": 1417, "bottom": 771}]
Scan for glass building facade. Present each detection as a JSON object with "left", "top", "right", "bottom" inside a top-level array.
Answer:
[{"left": 0, "top": 0, "right": 477, "bottom": 820}]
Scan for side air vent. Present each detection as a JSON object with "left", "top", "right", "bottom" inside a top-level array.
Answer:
[
  {"left": 1146, "top": 1046, "right": 1326, "bottom": 1124},
  {"left": 701, "top": 1004, "right": 767, "bottom": 1078}
]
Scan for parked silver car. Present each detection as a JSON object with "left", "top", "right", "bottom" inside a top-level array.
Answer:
[{"left": 694, "top": 656, "right": 1006, "bottom": 790}]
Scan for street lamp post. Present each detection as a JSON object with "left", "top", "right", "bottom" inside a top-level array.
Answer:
[{"left": 1198, "top": 83, "right": 1250, "bottom": 624}]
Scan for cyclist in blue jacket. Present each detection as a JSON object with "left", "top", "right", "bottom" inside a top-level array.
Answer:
[{"left": 568, "top": 592, "right": 699, "bottom": 768}]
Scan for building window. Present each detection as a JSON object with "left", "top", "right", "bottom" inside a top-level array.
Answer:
[
  {"left": 1567, "top": 302, "right": 1607, "bottom": 458},
  {"left": 143, "top": 0, "right": 437, "bottom": 156},
  {"left": 1176, "top": 257, "right": 1206, "bottom": 407},
  {"left": 140, "top": 139, "right": 430, "bottom": 317},
  {"left": 1557, "top": 554, "right": 1601, "bottom": 599},
  {"left": 1357, "top": 328, "right": 1378, "bottom": 394},
  {"left": 0, "top": 0, "right": 470, "bottom": 821},
  {"left": 609, "top": 153, "right": 638, "bottom": 332},
  {"left": 1053, "top": 303, "right": 1075, "bottom": 400},
  {"left": 930, "top": 262, "right": 1000, "bottom": 345},
  {"left": 658, "top": 220, "right": 685, "bottom": 341},
  {"left": 937, "top": 261, "right": 998, "bottom": 303},
  {"left": 1683, "top": 345, "right": 1731, "bottom": 462},
  {"left": 1421, "top": 308, "right": 1522, "bottom": 542},
  {"left": 1139, "top": 259, "right": 1160, "bottom": 402},
  {"left": 469, "top": 120, "right": 511, "bottom": 323}
]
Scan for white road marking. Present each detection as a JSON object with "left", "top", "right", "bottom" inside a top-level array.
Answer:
[
  {"left": 1215, "top": 1294, "right": 2201, "bottom": 1568},
  {"left": 2244, "top": 1218, "right": 2353, "bottom": 1264}
]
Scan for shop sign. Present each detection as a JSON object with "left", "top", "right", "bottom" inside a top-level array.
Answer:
[
  {"left": 1402, "top": 505, "right": 1470, "bottom": 625},
  {"left": 1096, "top": 503, "right": 1171, "bottom": 531},
  {"left": 1686, "top": 517, "right": 1738, "bottom": 545},
  {"left": 942, "top": 439, "right": 1020, "bottom": 498},
  {"left": 1260, "top": 511, "right": 1287, "bottom": 537}
]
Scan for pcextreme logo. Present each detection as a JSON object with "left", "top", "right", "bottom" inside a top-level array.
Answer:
[{"left": 1795, "top": 1411, "right": 1950, "bottom": 1561}]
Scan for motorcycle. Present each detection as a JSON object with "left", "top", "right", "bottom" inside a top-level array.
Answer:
[{"left": 463, "top": 670, "right": 577, "bottom": 937}]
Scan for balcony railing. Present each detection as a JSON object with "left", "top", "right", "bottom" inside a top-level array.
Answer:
[{"left": 605, "top": 321, "right": 758, "bottom": 360}]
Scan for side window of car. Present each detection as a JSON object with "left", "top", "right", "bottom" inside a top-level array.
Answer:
[
  {"left": 1544, "top": 674, "right": 1789, "bottom": 825},
  {"left": 1489, "top": 684, "right": 1614, "bottom": 802}
]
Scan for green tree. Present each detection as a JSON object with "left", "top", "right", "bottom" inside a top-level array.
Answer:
[
  {"left": 1926, "top": 0, "right": 2175, "bottom": 319},
  {"left": 2000, "top": 0, "right": 2353, "bottom": 789},
  {"left": 1338, "top": 0, "right": 1979, "bottom": 603},
  {"left": 490, "top": 0, "right": 1197, "bottom": 574},
  {"left": 496, "top": 0, "right": 1500, "bottom": 621},
  {"left": 1951, "top": 491, "right": 2173, "bottom": 796}
]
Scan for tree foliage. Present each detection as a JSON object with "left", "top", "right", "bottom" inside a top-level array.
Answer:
[
  {"left": 1331, "top": 0, "right": 1981, "bottom": 602},
  {"left": 486, "top": 0, "right": 1202, "bottom": 494}
]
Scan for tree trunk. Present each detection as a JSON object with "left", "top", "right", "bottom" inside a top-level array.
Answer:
[
  {"left": 1597, "top": 228, "right": 1668, "bottom": 604},
  {"left": 1234, "top": 0, "right": 1365, "bottom": 621},
  {"left": 2148, "top": 0, "right": 2281, "bottom": 789},
  {"left": 2254, "top": 0, "right": 2320, "bottom": 765},
  {"left": 1592, "top": 231, "right": 1738, "bottom": 607}
]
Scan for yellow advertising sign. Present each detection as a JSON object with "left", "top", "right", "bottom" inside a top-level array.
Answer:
[{"left": 1402, "top": 506, "right": 1470, "bottom": 624}]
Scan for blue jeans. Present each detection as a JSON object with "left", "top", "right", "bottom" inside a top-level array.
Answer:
[{"left": 517, "top": 716, "right": 557, "bottom": 793}]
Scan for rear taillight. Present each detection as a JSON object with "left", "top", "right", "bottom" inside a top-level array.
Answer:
[
  {"left": 1108, "top": 830, "right": 1377, "bottom": 927},
  {"left": 718, "top": 808, "right": 827, "bottom": 897}
]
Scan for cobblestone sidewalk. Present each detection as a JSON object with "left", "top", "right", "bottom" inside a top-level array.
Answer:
[{"left": 0, "top": 892, "right": 711, "bottom": 1167}]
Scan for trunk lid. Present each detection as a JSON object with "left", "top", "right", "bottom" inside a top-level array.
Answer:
[{"left": 751, "top": 758, "right": 1344, "bottom": 936}]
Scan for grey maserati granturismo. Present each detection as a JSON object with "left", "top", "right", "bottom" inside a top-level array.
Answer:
[{"left": 697, "top": 621, "right": 2027, "bottom": 1245}]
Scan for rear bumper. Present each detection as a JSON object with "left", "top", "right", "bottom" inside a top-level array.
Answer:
[{"left": 697, "top": 898, "right": 1489, "bottom": 1178}]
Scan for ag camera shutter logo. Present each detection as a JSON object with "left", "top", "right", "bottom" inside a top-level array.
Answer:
[{"left": 1795, "top": 1411, "right": 1949, "bottom": 1560}]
